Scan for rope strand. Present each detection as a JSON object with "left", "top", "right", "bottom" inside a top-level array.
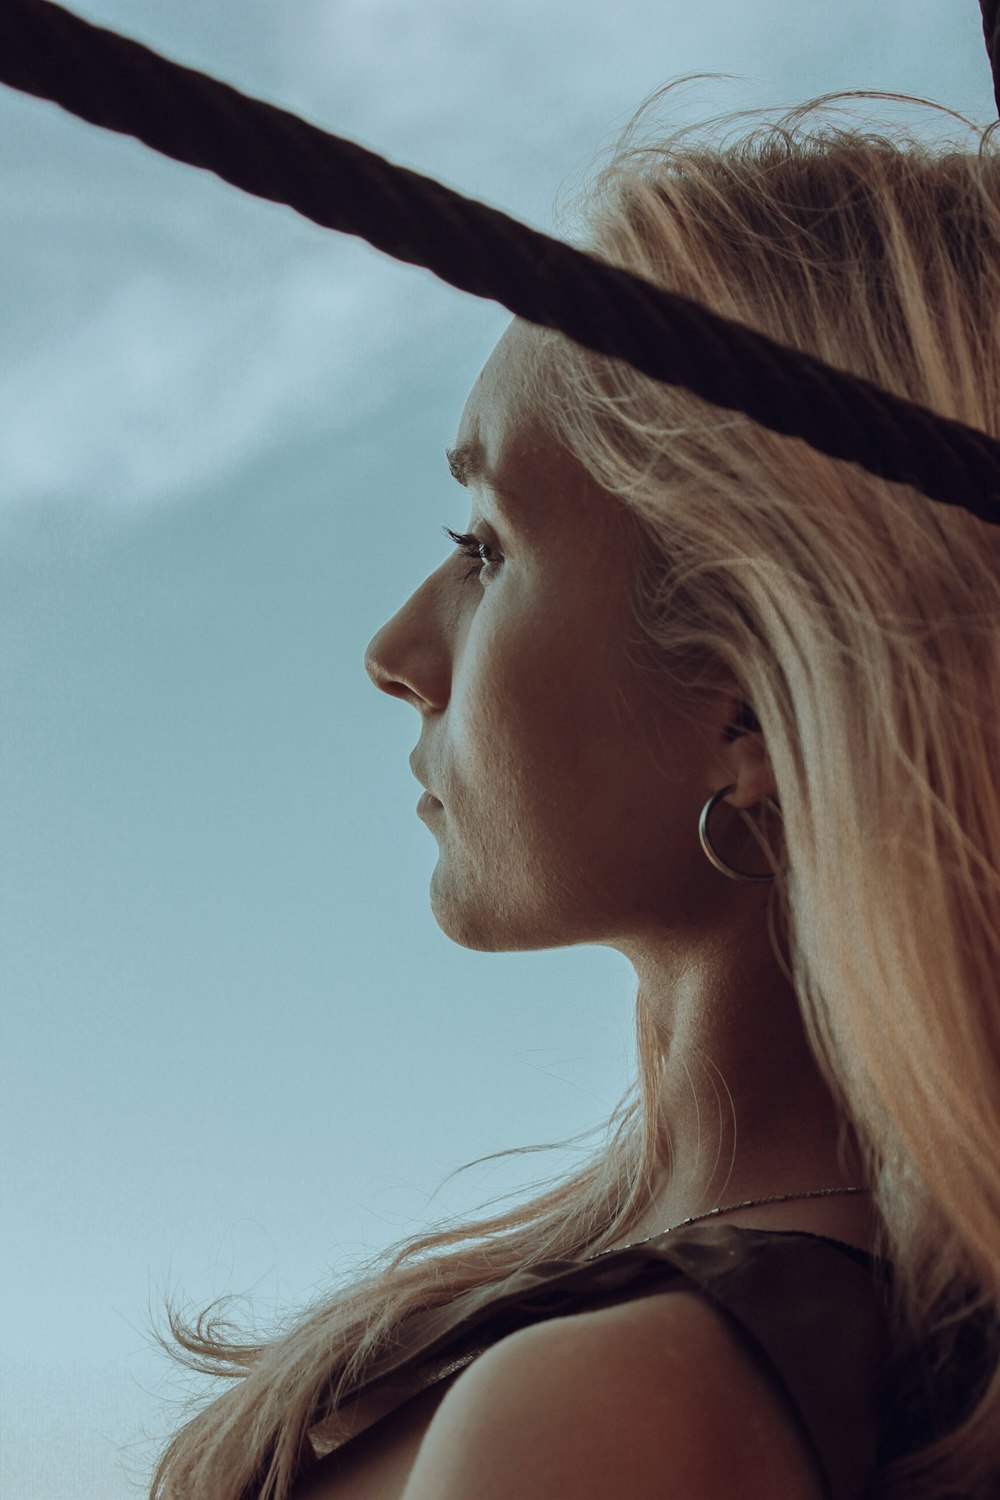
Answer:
[
  {"left": 3, "top": 0, "right": 1000, "bottom": 522},
  {"left": 982, "top": 0, "right": 1000, "bottom": 117}
]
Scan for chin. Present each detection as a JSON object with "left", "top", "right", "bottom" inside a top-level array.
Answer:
[
  {"left": 428, "top": 875, "right": 553, "bottom": 954},
  {"left": 430, "top": 891, "right": 514, "bottom": 951}
]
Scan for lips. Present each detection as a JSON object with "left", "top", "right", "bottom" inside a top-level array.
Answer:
[{"left": 408, "top": 751, "right": 439, "bottom": 801}]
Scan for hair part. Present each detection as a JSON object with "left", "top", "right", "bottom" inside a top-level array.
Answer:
[{"left": 151, "top": 79, "right": 1000, "bottom": 1500}]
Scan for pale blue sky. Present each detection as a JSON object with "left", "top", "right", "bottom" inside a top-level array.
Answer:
[{"left": 1, "top": 3, "right": 995, "bottom": 1496}]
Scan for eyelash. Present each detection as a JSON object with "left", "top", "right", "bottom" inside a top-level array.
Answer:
[{"left": 442, "top": 525, "right": 501, "bottom": 583}]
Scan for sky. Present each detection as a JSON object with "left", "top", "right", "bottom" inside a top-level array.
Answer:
[{"left": 1, "top": 2, "right": 996, "bottom": 1496}]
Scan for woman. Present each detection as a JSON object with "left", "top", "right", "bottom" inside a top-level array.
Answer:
[{"left": 151, "top": 82, "right": 1000, "bottom": 1500}]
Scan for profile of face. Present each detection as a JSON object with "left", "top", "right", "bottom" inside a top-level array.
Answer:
[{"left": 364, "top": 319, "right": 776, "bottom": 958}]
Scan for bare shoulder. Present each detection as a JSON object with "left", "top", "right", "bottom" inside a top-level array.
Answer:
[{"left": 399, "top": 1289, "right": 827, "bottom": 1500}]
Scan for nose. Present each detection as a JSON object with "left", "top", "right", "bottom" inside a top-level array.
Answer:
[
  {"left": 363, "top": 627, "right": 393, "bottom": 693},
  {"left": 363, "top": 575, "right": 450, "bottom": 712},
  {"left": 364, "top": 625, "right": 417, "bottom": 703}
]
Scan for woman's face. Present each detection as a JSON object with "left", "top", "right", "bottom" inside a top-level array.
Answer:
[{"left": 364, "top": 319, "right": 762, "bottom": 955}]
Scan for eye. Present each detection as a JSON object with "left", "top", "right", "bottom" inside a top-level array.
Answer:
[{"left": 442, "top": 525, "right": 501, "bottom": 584}]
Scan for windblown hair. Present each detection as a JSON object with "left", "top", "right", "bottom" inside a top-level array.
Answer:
[{"left": 152, "top": 80, "right": 1000, "bottom": 1500}]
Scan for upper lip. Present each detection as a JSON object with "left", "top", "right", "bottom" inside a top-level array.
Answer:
[{"left": 409, "top": 753, "right": 437, "bottom": 799}]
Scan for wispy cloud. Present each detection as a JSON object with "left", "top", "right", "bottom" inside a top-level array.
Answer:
[{"left": 0, "top": 207, "right": 467, "bottom": 517}]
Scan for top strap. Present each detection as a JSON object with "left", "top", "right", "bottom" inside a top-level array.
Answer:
[{"left": 305, "top": 1224, "right": 892, "bottom": 1500}]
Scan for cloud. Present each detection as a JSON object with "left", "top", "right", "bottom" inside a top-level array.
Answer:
[{"left": 0, "top": 207, "right": 475, "bottom": 519}]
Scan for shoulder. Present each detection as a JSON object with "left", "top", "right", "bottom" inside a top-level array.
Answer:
[{"left": 400, "top": 1288, "right": 827, "bottom": 1500}]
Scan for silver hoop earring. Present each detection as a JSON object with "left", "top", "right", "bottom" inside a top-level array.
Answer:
[{"left": 698, "top": 782, "right": 780, "bottom": 884}]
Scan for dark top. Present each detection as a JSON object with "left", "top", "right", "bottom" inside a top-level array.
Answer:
[{"left": 300, "top": 1223, "right": 992, "bottom": 1500}]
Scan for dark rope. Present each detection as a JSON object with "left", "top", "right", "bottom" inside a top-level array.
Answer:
[
  {"left": 3, "top": 0, "right": 1000, "bottom": 525},
  {"left": 982, "top": 0, "right": 1000, "bottom": 117}
]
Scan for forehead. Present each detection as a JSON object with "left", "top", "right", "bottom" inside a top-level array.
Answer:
[
  {"left": 451, "top": 321, "right": 588, "bottom": 527},
  {"left": 455, "top": 322, "right": 547, "bottom": 455}
]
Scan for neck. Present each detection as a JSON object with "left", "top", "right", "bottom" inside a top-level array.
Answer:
[{"left": 609, "top": 939, "right": 873, "bottom": 1252}]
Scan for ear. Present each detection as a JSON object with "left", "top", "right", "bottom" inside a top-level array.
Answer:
[{"left": 714, "top": 697, "right": 779, "bottom": 813}]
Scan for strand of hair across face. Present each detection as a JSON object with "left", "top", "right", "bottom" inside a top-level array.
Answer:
[{"left": 2, "top": 0, "right": 1000, "bottom": 522}]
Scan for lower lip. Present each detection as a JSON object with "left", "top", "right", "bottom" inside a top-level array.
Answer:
[{"left": 417, "top": 791, "right": 443, "bottom": 815}]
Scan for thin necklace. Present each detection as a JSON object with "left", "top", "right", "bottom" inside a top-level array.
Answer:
[{"left": 583, "top": 1186, "right": 873, "bottom": 1261}]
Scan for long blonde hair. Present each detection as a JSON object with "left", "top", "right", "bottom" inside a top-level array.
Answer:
[{"left": 151, "top": 81, "right": 1000, "bottom": 1500}]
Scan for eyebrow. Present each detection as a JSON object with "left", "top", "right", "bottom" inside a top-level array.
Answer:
[
  {"left": 445, "top": 441, "right": 485, "bottom": 487},
  {"left": 444, "top": 440, "right": 525, "bottom": 530}
]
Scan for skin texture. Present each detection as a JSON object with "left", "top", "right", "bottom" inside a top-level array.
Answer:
[
  {"left": 364, "top": 316, "right": 872, "bottom": 1245},
  {"left": 397, "top": 1292, "right": 828, "bottom": 1500}
]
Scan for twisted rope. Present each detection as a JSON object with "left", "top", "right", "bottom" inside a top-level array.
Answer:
[
  {"left": 982, "top": 0, "right": 1000, "bottom": 116},
  {"left": 3, "top": 0, "right": 1000, "bottom": 524}
]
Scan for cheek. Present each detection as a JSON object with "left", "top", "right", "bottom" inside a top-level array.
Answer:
[
  {"left": 481, "top": 614, "right": 623, "bottom": 799},
  {"left": 450, "top": 597, "right": 574, "bottom": 781}
]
